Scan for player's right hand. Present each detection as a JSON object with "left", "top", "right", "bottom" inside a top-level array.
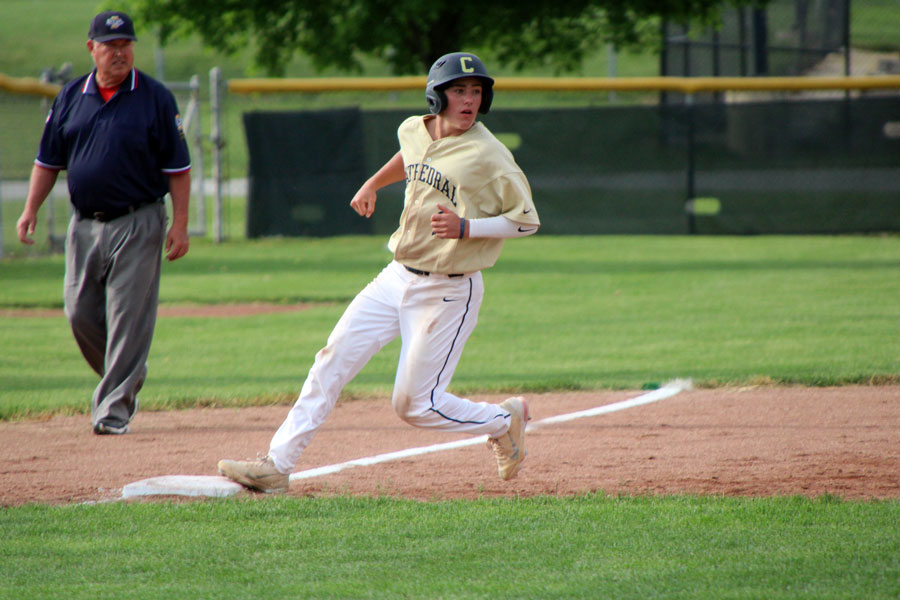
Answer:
[
  {"left": 16, "top": 212, "right": 37, "bottom": 245},
  {"left": 350, "top": 186, "right": 377, "bottom": 218}
]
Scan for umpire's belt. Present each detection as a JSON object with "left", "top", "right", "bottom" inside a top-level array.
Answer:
[
  {"left": 404, "top": 265, "right": 465, "bottom": 278},
  {"left": 77, "top": 199, "right": 162, "bottom": 223}
]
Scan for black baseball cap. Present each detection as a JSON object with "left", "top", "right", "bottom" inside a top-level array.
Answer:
[{"left": 89, "top": 11, "right": 137, "bottom": 42}]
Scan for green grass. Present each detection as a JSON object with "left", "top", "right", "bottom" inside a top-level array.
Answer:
[
  {"left": 2, "top": 494, "right": 898, "bottom": 599},
  {"left": 852, "top": 0, "right": 900, "bottom": 52},
  {"left": 1, "top": 235, "right": 898, "bottom": 420}
]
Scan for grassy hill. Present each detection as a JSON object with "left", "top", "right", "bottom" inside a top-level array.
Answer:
[
  {"left": 0, "top": 0, "right": 658, "bottom": 82},
  {"left": 0, "top": 0, "right": 656, "bottom": 183}
]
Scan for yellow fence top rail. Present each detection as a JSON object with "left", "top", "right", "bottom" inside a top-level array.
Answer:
[
  {"left": 229, "top": 76, "right": 427, "bottom": 93},
  {"left": 7, "top": 72, "right": 900, "bottom": 97},
  {"left": 228, "top": 75, "right": 900, "bottom": 95},
  {"left": 0, "top": 73, "right": 61, "bottom": 98}
]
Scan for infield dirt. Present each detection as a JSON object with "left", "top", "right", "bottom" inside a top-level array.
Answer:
[{"left": 1, "top": 385, "right": 897, "bottom": 506}]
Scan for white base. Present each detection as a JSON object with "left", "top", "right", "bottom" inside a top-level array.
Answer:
[{"left": 122, "top": 475, "right": 244, "bottom": 499}]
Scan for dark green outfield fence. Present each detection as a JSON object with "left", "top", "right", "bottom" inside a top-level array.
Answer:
[{"left": 244, "top": 95, "right": 900, "bottom": 237}]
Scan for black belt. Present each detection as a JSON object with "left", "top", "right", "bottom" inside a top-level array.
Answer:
[
  {"left": 404, "top": 265, "right": 464, "bottom": 278},
  {"left": 77, "top": 199, "right": 161, "bottom": 223}
]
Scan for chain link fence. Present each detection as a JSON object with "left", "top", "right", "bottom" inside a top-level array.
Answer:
[{"left": 663, "top": 0, "right": 900, "bottom": 81}]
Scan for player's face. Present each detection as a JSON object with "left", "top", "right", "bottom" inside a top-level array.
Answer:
[
  {"left": 88, "top": 38, "right": 134, "bottom": 87},
  {"left": 440, "top": 78, "right": 482, "bottom": 134}
]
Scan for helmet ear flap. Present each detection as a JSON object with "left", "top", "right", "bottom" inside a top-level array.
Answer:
[
  {"left": 425, "top": 86, "right": 446, "bottom": 115},
  {"left": 479, "top": 86, "right": 493, "bottom": 114}
]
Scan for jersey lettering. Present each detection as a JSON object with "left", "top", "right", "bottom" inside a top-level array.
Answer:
[{"left": 406, "top": 162, "right": 457, "bottom": 206}]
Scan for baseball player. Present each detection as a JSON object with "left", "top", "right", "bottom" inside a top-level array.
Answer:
[{"left": 218, "top": 52, "right": 540, "bottom": 492}]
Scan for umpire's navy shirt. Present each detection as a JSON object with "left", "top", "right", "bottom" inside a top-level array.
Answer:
[{"left": 35, "top": 68, "right": 191, "bottom": 215}]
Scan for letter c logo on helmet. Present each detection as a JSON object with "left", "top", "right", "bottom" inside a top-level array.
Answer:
[{"left": 425, "top": 52, "right": 494, "bottom": 115}]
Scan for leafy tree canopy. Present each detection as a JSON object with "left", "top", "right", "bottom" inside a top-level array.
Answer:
[{"left": 120, "top": 0, "right": 756, "bottom": 76}]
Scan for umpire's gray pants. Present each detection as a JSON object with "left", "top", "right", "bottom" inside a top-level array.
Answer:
[{"left": 64, "top": 202, "right": 166, "bottom": 429}]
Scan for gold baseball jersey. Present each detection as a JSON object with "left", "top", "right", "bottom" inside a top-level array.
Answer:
[{"left": 389, "top": 115, "right": 540, "bottom": 274}]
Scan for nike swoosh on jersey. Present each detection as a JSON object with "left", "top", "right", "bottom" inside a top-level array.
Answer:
[
  {"left": 523, "top": 208, "right": 532, "bottom": 214},
  {"left": 518, "top": 227, "right": 537, "bottom": 232}
]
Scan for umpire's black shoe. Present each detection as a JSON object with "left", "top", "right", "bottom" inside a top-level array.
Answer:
[{"left": 93, "top": 421, "right": 129, "bottom": 435}]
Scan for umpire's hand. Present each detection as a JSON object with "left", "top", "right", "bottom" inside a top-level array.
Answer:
[{"left": 165, "top": 225, "right": 190, "bottom": 261}]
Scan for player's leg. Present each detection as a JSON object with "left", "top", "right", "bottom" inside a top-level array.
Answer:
[
  {"left": 265, "top": 263, "right": 404, "bottom": 474},
  {"left": 390, "top": 270, "right": 509, "bottom": 438}
]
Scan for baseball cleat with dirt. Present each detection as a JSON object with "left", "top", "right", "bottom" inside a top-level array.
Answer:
[
  {"left": 218, "top": 456, "right": 289, "bottom": 493},
  {"left": 487, "top": 397, "right": 530, "bottom": 480}
]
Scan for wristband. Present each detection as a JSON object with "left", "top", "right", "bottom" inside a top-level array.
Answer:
[{"left": 459, "top": 218, "right": 466, "bottom": 239}]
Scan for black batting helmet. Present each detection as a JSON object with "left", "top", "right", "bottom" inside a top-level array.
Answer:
[{"left": 425, "top": 52, "right": 494, "bottom": 115}]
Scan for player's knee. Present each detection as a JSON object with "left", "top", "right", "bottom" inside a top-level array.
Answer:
[
  {"left": 391, "top": 390, "right": 428, "bottom": 425},
  {"left": 392, "top": 392, "right": 414, "bottom": 423}
]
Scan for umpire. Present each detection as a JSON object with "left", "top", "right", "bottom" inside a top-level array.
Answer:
[{"left": 16, "top": 10, "right": 191, "bottom": 435}]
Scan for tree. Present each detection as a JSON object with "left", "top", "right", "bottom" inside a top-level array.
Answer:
[{"left": 121, "top": 0, "right": 757, "bottom": 76}]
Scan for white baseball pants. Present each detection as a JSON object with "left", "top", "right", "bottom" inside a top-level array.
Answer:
[{"left": 268, "top": 260, "right": 512, "bottom": 474}]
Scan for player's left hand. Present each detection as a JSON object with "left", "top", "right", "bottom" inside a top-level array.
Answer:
[
  {"left": 165, "top": 225, "right": 190, "bottom": 261},
  {"left": 431, "top": 203, "right": 466, "bottom": 239}
]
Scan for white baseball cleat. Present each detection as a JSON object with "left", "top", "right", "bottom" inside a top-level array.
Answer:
[
  {"left": 218, "top": 456, "right": 289, "bottom": 493},
  {"left": 487, "top": 397, "right": 530, "bottom": 480}
]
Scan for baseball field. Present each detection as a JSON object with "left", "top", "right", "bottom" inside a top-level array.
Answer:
[
  {"left": 1, "top": 233, "right": 898, "bottom": 598},
  {"left": 2, "top": 2, "right": 899, "bottom": 596}
]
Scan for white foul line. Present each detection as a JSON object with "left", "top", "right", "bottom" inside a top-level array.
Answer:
[{"left": 289, "top": 378, "right": 692, "bottom": 482}]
